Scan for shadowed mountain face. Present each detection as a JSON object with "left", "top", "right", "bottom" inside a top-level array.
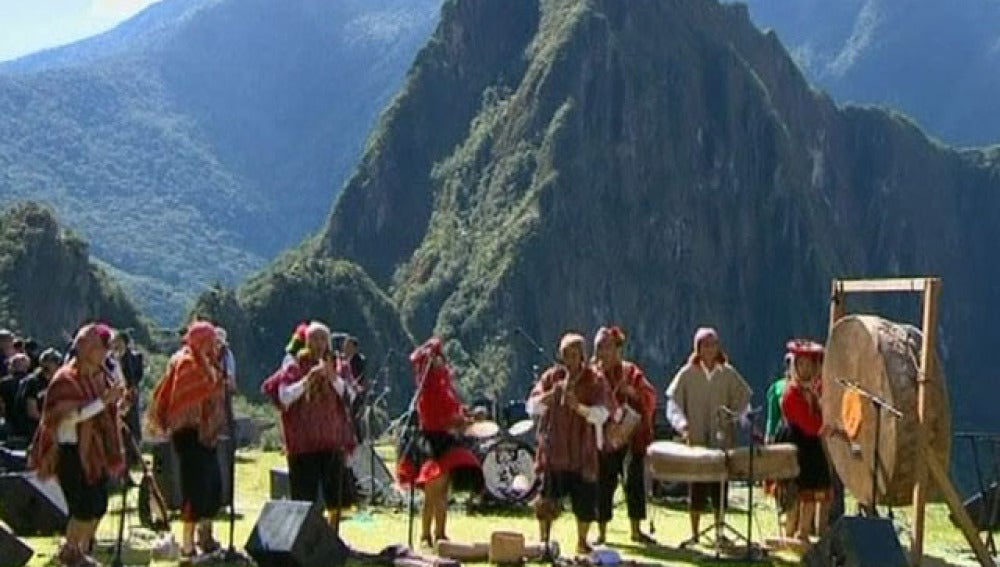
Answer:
[
  {"left": 0, "top": 0, "right": 440, "bottom": 322},
  {"left": 0, "top": 202, "right": 148, "bottom": 346},
  {"left": 740, "top": 0, "right": 1000, "bottom": 147},
  {"left": 223, "top": 0, "right": 1000, "bottom": 431}
]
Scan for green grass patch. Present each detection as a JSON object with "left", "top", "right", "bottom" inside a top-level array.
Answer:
[{"left": 18, "top": 449, "right": 982, "bottom": 566}]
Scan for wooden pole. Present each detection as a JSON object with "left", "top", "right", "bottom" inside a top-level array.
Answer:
[
  {"left": 911, "top": 278, "right": 939, "bottom": 566},
  {"left": 922, "top": 438, "right": 995, "bottom": 566},
  {"left": 829, "top": 280, "right": 845, "bottom": 333}
]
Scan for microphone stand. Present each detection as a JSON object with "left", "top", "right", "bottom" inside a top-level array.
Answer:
[
  {"left": 111, "top": 420, "right": 131, "bottom": 567},
  {"left": 718, "top": 406, "right": 768, "bottom": 563},
  {"left": 835, "top": 378, "right": 903, "bottom": 514},
  {"left": 401, "top": 357, "right": 434, "bottom": 549},
  {"left": 513, "top": 328, "right": 559, "bottom": 565},
  {"left": 221, "top": 371, "right": 251, "bottom": 564}
]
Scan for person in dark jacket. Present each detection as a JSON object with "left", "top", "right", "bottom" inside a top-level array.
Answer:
[
  {"left": 13, "top": 348, "right": 62, "bottom": 441},
  {"left": 111, "top": 330, "right": 144, "bottom": 449}
]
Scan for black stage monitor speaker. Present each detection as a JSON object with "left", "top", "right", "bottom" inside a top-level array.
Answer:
[
  {"left": 149, "top": 436, "right": 232, "bottom": 510},
  {"left": 0, "top": 472, "right": 69, "bottom": 535},
  {"left": 245, "top": 500, "right": 349, "bottom": 567},
  {"left": 804, "top": 516, "right": 908, "bottom": 567},
  {"left": 0, "top": 524, "right": 33, "bottom": 567}
]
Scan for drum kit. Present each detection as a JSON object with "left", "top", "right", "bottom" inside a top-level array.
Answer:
[{"left": 462, "top": 416, "right": 541, "bottom": 507}]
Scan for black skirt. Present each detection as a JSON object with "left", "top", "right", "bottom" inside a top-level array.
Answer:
[
  {"left": 397, "top": 428, "right": 483, "bottom": 492},
  {"left": 56, "top": 444, "right": 109, "bottom": 521},
  {"left": 785, "top": 424, "right": 831, "bottom": 491},
  {"left": 171, "top": 428, "right": 222, "bottom": 522}
]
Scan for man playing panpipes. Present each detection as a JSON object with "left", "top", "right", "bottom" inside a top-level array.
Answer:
[
  {"left": 527, "top": 333, "right": 610, "bottom": 555},
  {"left": 262, "top": 322, "right": 358, "bottom": 530}
]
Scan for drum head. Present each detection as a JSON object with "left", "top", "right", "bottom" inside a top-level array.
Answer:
[
  {"left": 480, "top": 438, "right": 538, "bottom": 503},
  {"left": 508, "top": 420, "right": 534, "bottom": 437},
  {"left": 465, "top": 420, "right": 501, "bottom": 439}
]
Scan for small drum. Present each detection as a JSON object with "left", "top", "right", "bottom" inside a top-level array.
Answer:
[
  {"left": 646, "top": 441, "right": 728, "bottom": 483},
  {"left": 477, "top": 438, "right": 539, "bottom": 503},
  {"left": 606, "top": 404, "right": 641, "bottom": 451},
  {"left": 465, "top": 420, "right": 501, "bottom": 439},
  {"left": 727, "top": 444, "right": 799, "bottom": 482}
]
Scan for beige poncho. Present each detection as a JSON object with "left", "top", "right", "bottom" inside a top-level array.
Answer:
[{"left": 665, "top": 360, "right": 752, "bottom": 449}]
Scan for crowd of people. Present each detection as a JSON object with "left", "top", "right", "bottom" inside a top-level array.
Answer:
[{"left": 0, "top": 317, "right": 842, "bottom": 566}]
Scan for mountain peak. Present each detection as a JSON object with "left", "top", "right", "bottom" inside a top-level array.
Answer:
[{"left": 250, "top": 0, "right": 1000, "bottom": 431}]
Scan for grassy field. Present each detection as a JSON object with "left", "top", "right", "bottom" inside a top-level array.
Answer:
[{"left": 16, "top": 448, "right": 987, "bottom": 566}]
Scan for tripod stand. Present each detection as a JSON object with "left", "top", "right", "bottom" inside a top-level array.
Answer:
[
  {"left": 720, "top": 407, "right": 768, "bottom": 563},
  {"left": 955, "top": 432, "right": 1000, "bottom": 556},
  {"left": 360, "top": 386, "right": 391, "bottom": 507},
  {"left": 219, "top": 379, "right": 251, "bottom": 563},
  {"left": 684, "top": 408, "right": 755, "bottom": 560}
]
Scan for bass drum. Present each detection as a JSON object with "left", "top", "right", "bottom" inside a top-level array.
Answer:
[{"left": 477, "top": 437, "right": 539, "bottom": 504}]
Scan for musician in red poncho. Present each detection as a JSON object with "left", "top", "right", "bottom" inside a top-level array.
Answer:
[
  {"left": 29, "top": 323, "right": 125, "bottom": 566},
  {"left": 779, "top": 339, "right": 833, "bottom": 542},
  {"left": 593, "top": 326, "right": 658, "bottom": 545},
  {"left": 396, "top": 337, "right": 482, "bottom": 548},
  {"left": 148, "top": 321, "right": 227, "bottom": 560},
  {"left": 527, "top": 333, "right": 610, "bottom": 555},
  {"left": 261, "top": 321, "right": 357, "bottom": 530}
]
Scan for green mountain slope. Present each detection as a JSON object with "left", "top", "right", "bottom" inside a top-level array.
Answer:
[
  {"left": 0, "top": 202, "right": 149, "bottom": 345},
  {"left": 0, "top": 0, "right": 440, "bottom": 323},
  {"left": 222, "top": 0, "right": 1000, "bottom": 431},
  {"left": 192, "top": 254, "right": 414, "bottom": 406}
]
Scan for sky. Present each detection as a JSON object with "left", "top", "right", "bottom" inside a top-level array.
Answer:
[{"left": 0, "top": 0, "right": 162, "bottom": 62}]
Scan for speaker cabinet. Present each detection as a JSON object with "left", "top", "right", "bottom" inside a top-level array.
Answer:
[
  {"left": 245, "top": 500, "right": 348, "bottom": 567},
  {"left": 803, "top": 516, "right": 908, "bottom": 567}
]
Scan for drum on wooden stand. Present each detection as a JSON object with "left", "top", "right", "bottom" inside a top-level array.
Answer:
[{"left": 728, "top": 444, "right": 799, "bottom": 482}]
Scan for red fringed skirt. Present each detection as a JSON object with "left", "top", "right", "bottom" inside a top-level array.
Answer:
[{"left": 396, "top": 430, "right": 483, "bottom": 492}]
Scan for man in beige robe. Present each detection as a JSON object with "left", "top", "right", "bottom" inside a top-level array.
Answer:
[{"left": 666, "top": 327, "right": 751, "bottom": 546}]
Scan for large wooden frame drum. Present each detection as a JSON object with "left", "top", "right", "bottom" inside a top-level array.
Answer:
[{"left": 828, "top": 277, "right": 992, "bottom": 566}]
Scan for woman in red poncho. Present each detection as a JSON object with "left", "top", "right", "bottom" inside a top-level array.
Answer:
[
  {"left": 147, "top": 321, "right": 227, "bottom": 560},
  {"left": 396, "top": 338, "right": 482, "bottom": 548},
  {"left": 29, "top": 324, "right": 125, "bottom": 566},
  {"left": 779, "top": 339, "right": 833, "bottom": 542},
  {"left": 593, "top": 326, "right": 657, "bottom": 545}
]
